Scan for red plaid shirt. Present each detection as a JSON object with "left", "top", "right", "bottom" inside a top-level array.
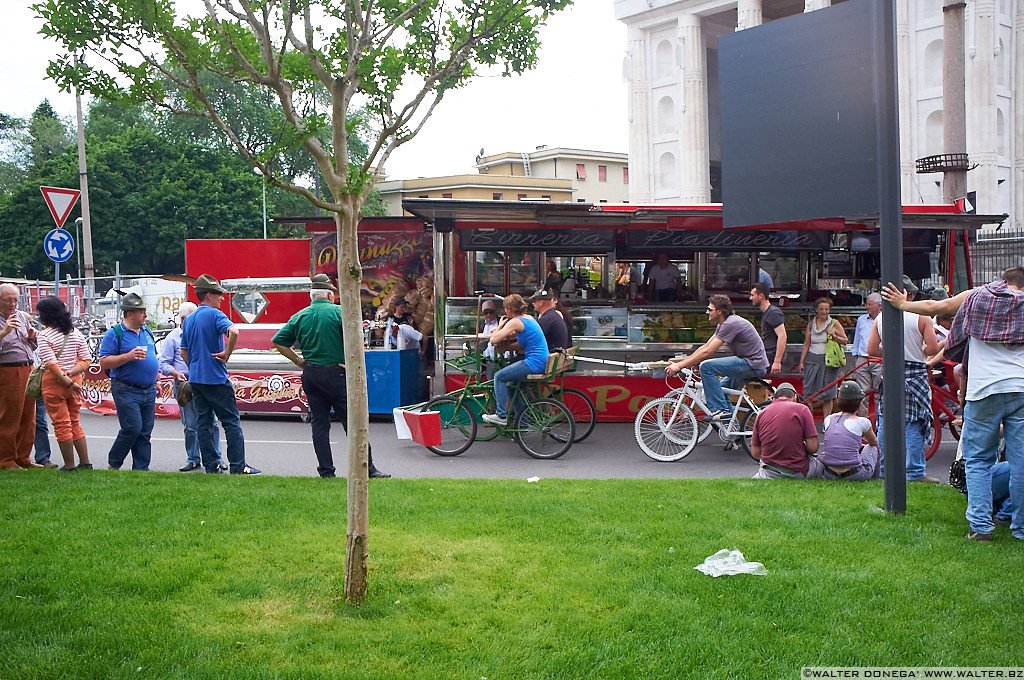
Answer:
[{"left": 945, "top": 282, "right": 1024, "bottom": 362}]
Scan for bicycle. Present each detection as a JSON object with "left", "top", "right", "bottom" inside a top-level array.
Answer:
[
  {"left": 420, "top": 352, "right": 576, "bottom": 459},
  {"left": 633, "top": 366, "right": 774, "bottom": 462},
  {"left": 533, "top": 347, "right": 597, "bottom": 443},
  {"left": 804, "top": 356, "right": 960, "bottom": 461}
]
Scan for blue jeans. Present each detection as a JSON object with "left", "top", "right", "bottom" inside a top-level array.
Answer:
[
  {"left": 877, "top": 415, "right": 929, "bottom": 481},
  {"left": 33, "top": 397, "right": 52, "bottom": 463},
  {"left": 191, "top": 381, "right": 246, "bottom": 473},
  {"left": 174, "top": 379, "right": 221, "bottom": 466},
  {"left": 108, "top": 381, "right": 156, "bottom": 470},
  {"left": 992, "top": 461, "right": 1014, "bottom": 523},
  {"left": 962, "top": 392, "right": 1024, "bottom": 538},
  {"left": 699, "top": 357, "right": 765, "bottom": 414},
  {"left": 493, "top": 361, "right": 536, "bottom": 418}
]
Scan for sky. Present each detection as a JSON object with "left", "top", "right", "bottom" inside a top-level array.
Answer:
[{"left": 1, "top": 2, "right": 629, "bottom": 181}]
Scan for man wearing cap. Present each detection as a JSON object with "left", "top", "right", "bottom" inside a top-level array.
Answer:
[
  {"left": 158, "top": 302, "right": 224, "bottom": 473},
  {"left": 0, "top": 282, "right": 40, "bottom": 470},
  {"left": 99, "top": 292, "right": 159, "bottom": 471},
  {"left": 868, "top": 276, "right": 940, "bottom": 483},
  {"left": 181, "top": 274, "right": 261, "bottom": 475},
  {"left": 272, "top": 275, "right": 390, "bottom": 478},
  {"left": 529, "top": 289, "right": 569, "bottom": 352},
  {"left": 750, "top": 382, "right": 823, "bottom": 479}
]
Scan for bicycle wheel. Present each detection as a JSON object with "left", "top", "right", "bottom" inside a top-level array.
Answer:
[
  {"left": 924, "top": 416, "right": 943, "bottom": 461},
  {"left": 634, "top": 397, "right": 699, "bottom": 462},
  {"left": 514, "top": 398, "right": 575, "bottom": 460},
  {"left": 471, "top": 392, "right": 500, "bottom": 442},
  {"left": 554, "top": 387, "right": 597, "bottom": 443},
  {"left": 665, "top": 386, "right": 714, "bottom": 443},
  {"left": 737, "top": 401, "right": 770, "bottom": 458},
  {"left": 421, "top": 397, "right": 476, "bottom": 456}
]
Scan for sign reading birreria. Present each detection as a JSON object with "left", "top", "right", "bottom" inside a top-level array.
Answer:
[
  {"left": 625, "top": 229, "right": 829, "bottom": 252},
  {"left": 460, "top": 229, "right": 614, "bottom": 253}
]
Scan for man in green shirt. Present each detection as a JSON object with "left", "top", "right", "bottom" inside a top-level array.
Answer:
[{"left": 271, "top": 275, "right": 390, "bottom": 479}]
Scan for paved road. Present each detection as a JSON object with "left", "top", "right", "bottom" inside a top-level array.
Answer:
[{"left": 67, "top": 410, "right": 959, "bottom": 481}]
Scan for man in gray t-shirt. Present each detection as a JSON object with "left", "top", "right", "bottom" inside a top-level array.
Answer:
[
  {"left": 666, "top": 294, "right": 768, "bottom": 420},
  {"left": 750, "top": 283, "right": 787, "bottom": 374}
]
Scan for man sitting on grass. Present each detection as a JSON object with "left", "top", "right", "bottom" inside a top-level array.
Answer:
[{"left": 751, "top": 382, "right": 822, "bottom": 479}]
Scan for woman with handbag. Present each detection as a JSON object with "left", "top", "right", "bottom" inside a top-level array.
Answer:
[
  {"left": 797, "top": 297, "right": 848, "bottom": 420},
  {"left": 35, "top": 296, "right": 92, "bottom": 472}
]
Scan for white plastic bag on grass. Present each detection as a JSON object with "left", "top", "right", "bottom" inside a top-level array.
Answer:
[{"left": 694, "top": 549, "right": 767, "bottom": 577}]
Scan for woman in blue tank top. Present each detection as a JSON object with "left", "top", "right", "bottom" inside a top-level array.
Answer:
[{"left": 481, "top": 294, "right": 550, "bottom": 425}]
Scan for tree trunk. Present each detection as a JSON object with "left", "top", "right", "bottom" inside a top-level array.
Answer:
[{"left": 335, "top": 197, "right": 370, "bottom": 603}]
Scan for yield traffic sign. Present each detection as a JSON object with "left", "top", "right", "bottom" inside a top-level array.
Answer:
[
  {"left": 44, "top": 228, "right": 74, "bottom": 263},
  {"left": 40, "top": 185, "right": 81, "bottom": 228}
]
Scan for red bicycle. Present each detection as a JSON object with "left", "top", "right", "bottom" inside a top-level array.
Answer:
[{"left": 799, "top": 357, "right": 961, "bottom": 461}]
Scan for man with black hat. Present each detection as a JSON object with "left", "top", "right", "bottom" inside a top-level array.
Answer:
[
  {"left": 181, "top": 274, "right": 261, "bottom": 475},
  {"left": 98, "top": 292, "right": 159, "bottom": 470},
  {"left": 750, "top": 382, "right": 823, "bottom": 479},
  {"left": 272, "top": 275, "right": 390, "bottom": 478},
  {"left": 528, "top": 288, "right": 569, "bottom": 352}
]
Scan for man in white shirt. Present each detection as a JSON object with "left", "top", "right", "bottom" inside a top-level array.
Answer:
[
  {"left": 646, "top": 253, "right": 682, "bottom": 303},
  {"left": 851, "top": 292, "right": 883, "bottom": 416}
]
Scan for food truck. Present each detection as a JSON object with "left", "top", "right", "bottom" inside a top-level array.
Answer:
[
  {"left": 80, "top": 201, "right": 1002, "bottom": 421},
  {"left": 397, "top": 198, "right": 1003, "bottom": 421}
]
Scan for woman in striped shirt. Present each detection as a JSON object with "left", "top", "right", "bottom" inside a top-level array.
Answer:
[{"left": 35, "top": 297, "right": 92, "bottom": 472}]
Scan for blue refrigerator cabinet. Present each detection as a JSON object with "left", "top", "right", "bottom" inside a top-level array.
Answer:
[{"left": 365, "top": 348, "right": 422, "bottom": 414}]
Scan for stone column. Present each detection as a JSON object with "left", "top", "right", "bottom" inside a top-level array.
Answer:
[
  {"left": 737, "top": 0, "right": 763, "bottom": 31},
  {"left": 942, "top": 0, "right": 968, "bottom": 204},
  {"left": 678, "top": 14, "right": 710, "bottom": 203},
  {"left": 625, "top": 26, "right": 652, "bottom": 204},
  {"left": 804, "top": 0, "right": 831, "bottom": 12},
  {"left": 1014, "top": 0, "right": 1024, "bottom": 229},
  {"left": 897, "top": 0, "right": 916, "bottom": 203},
  {"left": 967, "top": 0, "right": 998, "bottom": 215}
]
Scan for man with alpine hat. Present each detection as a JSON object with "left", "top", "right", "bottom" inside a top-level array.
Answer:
[
  {"left": 181, "top": 274, "right": 261, "bottom": 475},
  {"left": 272, "top": 274, "right": 390, "bottom": 478},
  {"left": 98, "top": 292, "right": 159, "bottom": 470}
]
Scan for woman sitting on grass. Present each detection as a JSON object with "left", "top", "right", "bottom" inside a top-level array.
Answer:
[{"left": 817, "top": 381, "right": 879, "bottom": 481}]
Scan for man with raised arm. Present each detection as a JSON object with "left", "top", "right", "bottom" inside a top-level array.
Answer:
[{"left": 884, "top": 268, "right": 1024, "bottom": 542}]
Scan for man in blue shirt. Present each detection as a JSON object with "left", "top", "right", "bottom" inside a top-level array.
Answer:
[
  {"left": 99, "top": 293, "right": 159, "bottom": 470},
  {"left": 180, "top": 275, "right": 260, "bottom": 475},
  {"left": 159, "top": 301, "right": 224, "bottom": 472}
]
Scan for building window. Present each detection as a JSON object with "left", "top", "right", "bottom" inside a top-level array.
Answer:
[
  {"left": 541, "top": 195, "right": 551, "bottom": 200},
  {"left": 622, "top": 167, "right": 629, "bottom": 184},
  {"left": 492, "top": 192, "right": 503, "bottom": 200},
  {"left": 598, "top": 165, "right": 607, "bottom": 182},
  {"left": 441, "top": 192, "right": 453, "bottom": 199},
  {"left": 576, "top": 163, "right": 587, "bottom": 180},
  {"left": 518, "top": 193, "right": 527, "bottom": 200},
  {"left": 418, "top": 194, "right": 429, "bottom": 198}
]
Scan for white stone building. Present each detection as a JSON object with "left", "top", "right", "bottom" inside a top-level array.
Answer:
[{"left": 614, "top": 0, "right": 1022, "bottom": 229}]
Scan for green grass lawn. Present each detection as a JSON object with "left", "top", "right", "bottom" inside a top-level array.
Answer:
[{"left": 2, "top": 472, "right": 1021, "bottom": 679}]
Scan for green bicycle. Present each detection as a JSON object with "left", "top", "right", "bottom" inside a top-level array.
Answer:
[{"left": 421, "top": 354, "right": 576, "bottom": 460}]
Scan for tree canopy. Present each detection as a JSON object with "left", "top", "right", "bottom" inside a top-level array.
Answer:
[{"left": 33, "top": 0, "right": 573, "bottom": 601}]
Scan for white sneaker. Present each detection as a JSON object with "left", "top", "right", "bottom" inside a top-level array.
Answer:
[
  {"left": 482, "top": 413, "right": 507, "bottom": 426},
  {"left": 708, "top": 409, "right": 731, "bottom": 422}
]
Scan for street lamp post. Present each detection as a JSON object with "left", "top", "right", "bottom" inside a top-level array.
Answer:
[{"left": 254, "top": 167, "right": 267, "bottom": 239}]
